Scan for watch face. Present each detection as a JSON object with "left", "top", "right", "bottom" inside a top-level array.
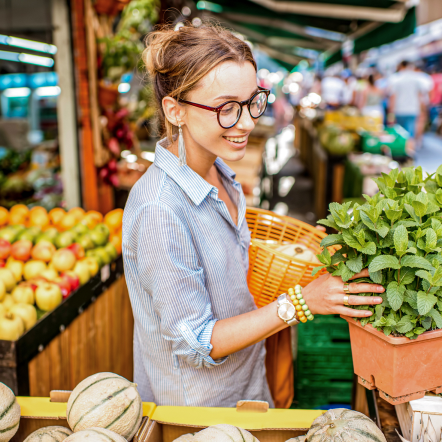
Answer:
[{"left": 278, "top": 302, "right": 296, "bottom": 321}]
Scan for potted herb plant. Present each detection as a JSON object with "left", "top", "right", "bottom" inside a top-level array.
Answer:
[{"left": 314, "top": 165, "right": 442, "bottom": 404}]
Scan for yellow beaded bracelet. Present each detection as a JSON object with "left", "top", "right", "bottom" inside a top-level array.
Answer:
[{"left": 288, "top": 285, "right": 314, "bottom": 322}]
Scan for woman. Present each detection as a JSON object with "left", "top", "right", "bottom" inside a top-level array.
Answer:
[
  {"left": 122, "top": 24, "right": 384, "bottom": 407},
  {"left": 360, "top": 74, "right": 385, "bottom": 119}
]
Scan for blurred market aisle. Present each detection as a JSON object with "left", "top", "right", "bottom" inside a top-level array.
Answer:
[{"left": 415, "top": 133, "right": 442, "bottom": 173}]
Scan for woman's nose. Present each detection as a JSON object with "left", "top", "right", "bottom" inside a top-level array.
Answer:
[{"left": 236, "top": 106, "right": 255, "bottom": 131}]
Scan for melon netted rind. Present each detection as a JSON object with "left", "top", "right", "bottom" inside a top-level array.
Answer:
[
  {"left": 24, "top": 426, "right": 73, "bottom": 442},
  {"left": 0, "top": 382, "right": 20, "bottom": 442},
  {"left": 64, "top": 427, "right": 127, "bottom": 442},
  {"left": 286, "top": 437, "right": 306, "bottom": 442},
  {"left": 66, "top": 372, "right": 143, "bottom": 440},
  {"left": 193, "top": 424, "right": 258, "bottom": 442},
  {"left": 173, "top": 433, "right": 196, "bottom": 441},
  {"left": 305, "top": 409, "right": 387, "bottom": 442}
]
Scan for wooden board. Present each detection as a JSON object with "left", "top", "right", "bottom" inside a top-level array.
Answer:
[{"left": 28, "top": 276, "right": 134, "bottom": 396}]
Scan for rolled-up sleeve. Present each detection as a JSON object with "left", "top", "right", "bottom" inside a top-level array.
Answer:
[{"left": 135, "top": 202, "right": 227, "bottom": 369}]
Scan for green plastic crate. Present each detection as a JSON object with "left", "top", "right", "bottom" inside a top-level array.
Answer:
[
  {"left": 294, "top": 379, "right": 353, "bottom": 409},
  {"left": 360, "top": 125, "right": 408, "bottom": 157}
]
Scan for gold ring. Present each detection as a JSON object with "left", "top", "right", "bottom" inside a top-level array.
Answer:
[
  {"left": 344, "top": 295, "right": 349, "bottom": 306},
  {"left": 343, "top": 283, "right": 350, "bottom": 294}
]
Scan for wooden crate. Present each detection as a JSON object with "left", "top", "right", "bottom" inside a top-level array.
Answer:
[{"left": 0, "top": 257, "right": 134, "bottom": 396}]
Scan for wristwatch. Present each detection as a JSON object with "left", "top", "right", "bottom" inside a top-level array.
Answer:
[{"left": 277, "top": 293, "right": 299, "bottom": 326}]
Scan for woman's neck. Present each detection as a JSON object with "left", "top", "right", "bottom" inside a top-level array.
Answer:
[{"left": 168, "top": 130, "right": 217, "bottom": 181}]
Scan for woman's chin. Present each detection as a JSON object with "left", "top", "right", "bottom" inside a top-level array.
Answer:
[{"left": 219, "top": 148, "right": 247, "bottom": 162}]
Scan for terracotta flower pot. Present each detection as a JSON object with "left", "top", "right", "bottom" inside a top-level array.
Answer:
[{"left": 341, "top": 315, "right": 442, "bottom": 405}]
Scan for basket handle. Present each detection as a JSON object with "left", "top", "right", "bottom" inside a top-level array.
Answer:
[{"left": 236, "top": 400, "right": 269, "bottom": 413}]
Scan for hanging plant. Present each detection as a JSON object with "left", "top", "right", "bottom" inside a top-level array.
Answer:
[{"left": 315, "top": 165, "right": 442, "bottom": 339}]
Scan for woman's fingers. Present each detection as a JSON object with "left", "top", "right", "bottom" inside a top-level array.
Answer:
[
  {"left": 348, "top": 282, "right": 384, "bottom": 294},
  {"left": 337, "top": 307, "right": 374, "bottom": 318},
  {"left": 315, "top": 225, "right": 326, "bottom": 232},
  {"left": 349, "top": 268, "right": 369, "bottom": 279},
  {"left": 346, "top": 295, "right": 383, "bottom": 306}
]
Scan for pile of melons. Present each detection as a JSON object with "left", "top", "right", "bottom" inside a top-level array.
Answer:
[
  {"left": 0, "top": 372, "right": 387, "bottom": 442},
  {"left": 0, "top": 205, "right": 123, "bottom": 341}
]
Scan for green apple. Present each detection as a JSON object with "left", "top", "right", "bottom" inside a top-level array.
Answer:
[
  {"left": 0, "top": 228, "right": 18, "bottom": 244},
  {"left": 18, "top": 227, "right": 41, "bottom": 243},
  {"left": 72, "top": 223, "right": 89, "bottom": 237},
  {"left": 104, "top": 243, "right": 118, "bottom": 261},
  {"left": 77, "top": 233, "right": 95, "bottom": 251},
  {"left": 73, "top": 261, "right": 91, "bottom": 285},
  {"left": 55, "top": 231, "right": 75, "bottom": 249},
  {"left": 86, "top": 249, "right": 104, "bottom": 267},
  {"left": 94, "top": 247, "right": 111, "bottom": 265},
  {"left": 36, "top": 227, "right": 58, "bottom": 244},
  {"left": 90, "top": 224, "right": 110, "bottom": 246},
  {"left": 10, "top": 224, "right": 26, "bottom": 234}
]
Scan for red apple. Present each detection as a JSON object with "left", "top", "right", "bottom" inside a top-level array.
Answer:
[
  {"left": 67, "top": 243, "right": 85, "bottom": 260},
  {"left": 0, "top": 260, "right": 5, "bottom": 268},
  {"left": 61, "top": 271, "right": 80, "bottom": 292},
  {"left": 31, "top": 241, "right": 56, "bottom": 262},
  {"left": 35, "top": 282, "right": 62, "bottom": 311},
  {"left": 54, "top": 276, "right": 71, "bottom": 299},
  {"left": 0, "top": 239, "right": 11, "bottom": 260},
  {"left": 51, "top": 249, "right": 76, "bottom": 272},
  {"left": 11, "top": 240, "right": 32, "bottom": 262}
]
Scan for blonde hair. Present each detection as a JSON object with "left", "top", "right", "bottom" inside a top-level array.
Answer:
[{"left": 143, "top": 23, "right": 257, "bottom": 141}]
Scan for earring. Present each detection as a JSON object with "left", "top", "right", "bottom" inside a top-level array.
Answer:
[{"left": 178, "top": 122, "right": 186, "bottom": 167}]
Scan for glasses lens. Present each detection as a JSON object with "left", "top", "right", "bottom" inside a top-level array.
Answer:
[
  {"left": 250, "top": 92, "right": 268, "bottom": 118},
  {"left": 219, "top": 102, "right": 241, "bottom": 128}
]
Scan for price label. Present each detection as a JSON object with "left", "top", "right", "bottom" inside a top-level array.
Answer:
[{"left": 101, "top": 264, "right": 110, "bottom": 282}]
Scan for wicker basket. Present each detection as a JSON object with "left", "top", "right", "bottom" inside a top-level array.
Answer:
[{"left": 246, "top": 207, "right": 331, "bottom": 308}]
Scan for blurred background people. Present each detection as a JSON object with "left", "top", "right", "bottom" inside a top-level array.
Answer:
[{"left": 360, "top": 74, "right": 385, "bottom": 119}]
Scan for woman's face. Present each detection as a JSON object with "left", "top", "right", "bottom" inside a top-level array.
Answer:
[{"left": 179, "top": 61, "right": 259, "bottom": 163}]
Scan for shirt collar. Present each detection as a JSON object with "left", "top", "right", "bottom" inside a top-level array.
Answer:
[{"left": 154, "top": 138, "right": 237, "bottom": 206}]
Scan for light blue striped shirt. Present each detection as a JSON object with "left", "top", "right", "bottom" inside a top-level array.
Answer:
[{"left": 122, "top": 137, "right": 273, "bottom": 407}]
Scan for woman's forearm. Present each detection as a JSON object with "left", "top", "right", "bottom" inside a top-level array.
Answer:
[{"left": 209, "top": 301, "right": 287, "bottom": 360}]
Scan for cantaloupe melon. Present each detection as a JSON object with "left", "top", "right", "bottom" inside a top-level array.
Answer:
[
  {"left": 285, "top": 437, "right": 306, "bottom": 442},
  {"left": 305, "top": 409, "right": 387, "bottom": 442},
  {"left": 24, "top": 426, "right": 72, "bottom": 442},
  {"left": 173, "top": 434, "right": 196, "bottom": 441},
  {"left": 193, "top": 424, "right": 258, "bottom": 442},
  {"left": 0, "top": 382, "right": 20, "bottom": 442},
  {"left": 66, "top": 372, "right": 142, "bottom": 441},
  {"left": 63, "top": 428, "right": 127, "bottom": 442}
]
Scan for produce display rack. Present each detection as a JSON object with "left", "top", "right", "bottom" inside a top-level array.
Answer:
[{"left": 0, "top": 256, "right": 125, "bottom": 396}]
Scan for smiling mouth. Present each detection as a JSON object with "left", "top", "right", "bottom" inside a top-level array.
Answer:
[{"left": 223, "top": 136, "right": 248, "bottom": 143}]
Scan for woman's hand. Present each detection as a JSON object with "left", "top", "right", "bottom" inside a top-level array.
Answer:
[{"left": 302, "top": 269, "right": 384, "bottom": 317}]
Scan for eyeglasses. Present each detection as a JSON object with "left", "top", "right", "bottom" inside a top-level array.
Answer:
[{"left": 178, "top": 87, "right": 270, "bottom": 129}]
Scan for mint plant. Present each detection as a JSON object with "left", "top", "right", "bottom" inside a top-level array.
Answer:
[{"left": 314, "top": 166, "right": 442, "bottom": 339}]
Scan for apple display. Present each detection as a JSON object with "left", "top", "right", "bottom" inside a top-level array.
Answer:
[
  {"left": 0, "top": 227, "right": 18, "bottom": 244},
  {"left": 0, "top": 239, "right": 11, "bottom": 260},
  {"left": 35, "top": 283, "right": 62, "bottom": 311},
  {"left": 67, "top": 243, "right": 85, "bottom": 260},
  {"left": 77, "top": 233, "right": 95, "bottom": 251},
  {"left": 9, "top": 303, "right": 37, "bottom": 331},
  {"left": 52, "top": 249, "right": 76, "bottom": 272},
  {"left": 0, "top": 268, "right": 17, "bottom": 291},
  {"left": 72, "top": 261, "right": 91, "bottom": 285},
  {"left": 12, "top": 284, "right": 35, "bottom": 305},
  {"left": 35, "top": 227, "right": 58, "bottom": 244},
  {"left": 94, "top": 247, "right": 112, "bottom": 265},
  {"left": 55, "top": 231, "right": 75, "bottom": 249},
  {"left": 62, "top": 271, "right": 80, "bottom": 292},
  {"left": 54, "top": 276, "right": 71, "bottom": 299},
  {"left": 0, "top": 279, "right": 5, "bottom": 302},
  {"left": 104, "top": 243, "right": 118, "bottom": 261},
  {"left": 24, "top": 260, "right": 47, "bottom": 281},
  {"left": 18, "top": 226, "right": 41, "bottom": 244},
  {"left": 31, "top": 241, "right": 56, "bottom": 262},
  {"left": 82, "top": 257, "right": 99, "bottom": 277},
  {"left": 11, "top": 239, "right": 33, "bottom": 261},
  {"left": 0, "top": 312, "right": 25, "bottom": 341},
  {"left": 40, "top": 268, "right": 59, "bottom": 282},
  {"left": 6, "top": 259, "right": 24, "bottom": 282},
  {"left": 72, "top": 223, "right": 89, "bottom": 237},
  {"left": 90, "top": 224, "right": 110, "bottom": 246}
]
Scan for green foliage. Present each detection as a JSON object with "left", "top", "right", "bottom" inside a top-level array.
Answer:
[{"left": 316, "top": 166, "right": 442, "bottom": 339}]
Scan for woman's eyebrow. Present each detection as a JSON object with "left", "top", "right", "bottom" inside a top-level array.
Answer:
[{"left": 213, "top": 88, "right": 259, "bottom": 102}]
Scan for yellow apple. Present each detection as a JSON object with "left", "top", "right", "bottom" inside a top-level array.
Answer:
[
  {"left": 9, "top": 303, "right": 37, "bottom": 331},
  {"left": 0, "top": 268, "right": 16, "bottom": 292},
  {"left": 40, "top": 268, "right": 59, "bottom": 282},
  {"left": 51, "top": 249, "right": 76, "bottom": 272},
  {"left": 73, "top": 261, "right": 91, "bottom": 285},
  {"left": 11, "top": 284, "right": 35, "bottom": 305},
  {"left": 6, "top": 259, "right": 24, "bottom": 282},
  {"left": 0, "top": 303, "right": 5, "bottom": 316},
  {"left": 24, "top": 260, "right": 47, "bottom": 281},
  {"left": 2, "top": 294, "right": 14, "bottom": 311},
  {"left": 82, "top": 257, "right": 99, "bottom": 277},
  {"left": 0, "top": 279, "right": 5, "bottom": 302},
  {"left": 0, "top": 312, "right": 24, "bottom": 340},
  {"left": 35, "top": 282, "right": 62, "bottom": 311}
]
